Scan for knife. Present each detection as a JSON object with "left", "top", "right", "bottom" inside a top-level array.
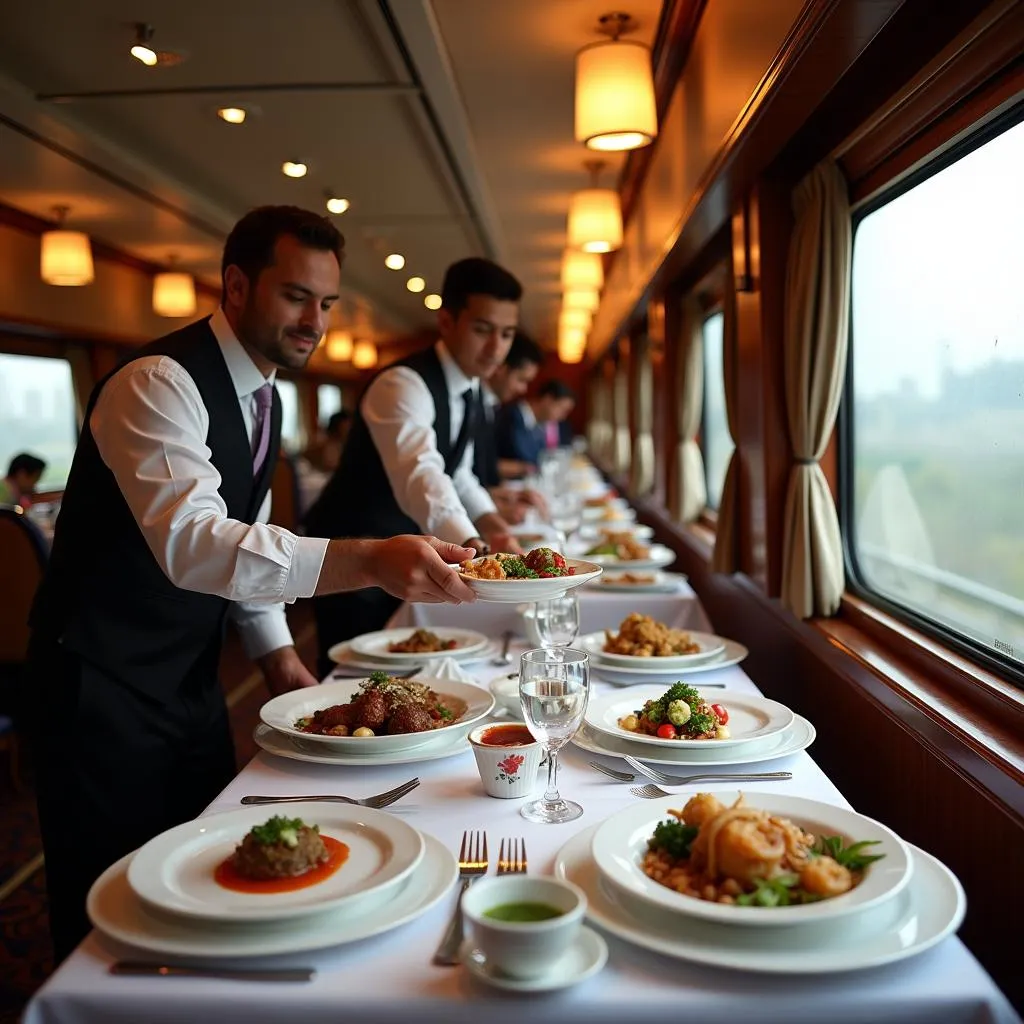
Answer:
[{"left": 110, "top": 962, "right": 315, "bottom": 983}]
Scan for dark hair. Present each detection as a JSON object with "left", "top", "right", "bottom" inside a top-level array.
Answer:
[
  {"left": 440, "top": 257, "right": 522, "bottom": 317},
  {"left": 7, "top": 453, "right": 46, "bottom": 478},
  {"left": 221, "top": 206, "right": 345, "bottom": 288},
  {"left": 537, "top": 379, "right": 576, "bottom": 402},
  {"left": 326, "top": 410, "right": 350, "bottom": 435},
  {"left": 505, "top": 330, "right": 543, "bottom": 370}
]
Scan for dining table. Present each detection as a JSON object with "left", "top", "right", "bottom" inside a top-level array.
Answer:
[{"left": 23, "top": 631, "right": 1019, "bottom": 1024}]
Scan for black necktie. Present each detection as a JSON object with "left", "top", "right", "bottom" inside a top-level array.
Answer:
[{"left": 452, "top": 387, "right": 477, "bottom": 463}]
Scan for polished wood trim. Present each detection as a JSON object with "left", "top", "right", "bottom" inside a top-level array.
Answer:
[
  {"left": 0, "top": 201, "right": 222, "bottom": 300},
  {"left": 620, "top": 0, "right": 707, "bottom": 223},
  {"left": 839, "top": 0, "right": 1024, "bottom": 200}
]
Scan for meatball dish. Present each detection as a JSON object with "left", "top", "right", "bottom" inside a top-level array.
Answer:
[
  {"left": 294, "top": 671, "right": 466, "bottom": 738},
  {"left": 460, "top": 547, "right": 577, "bottom": 580},
  {"left": 643, "top": 793, "right": 885, "bottom": 908},
  {"left": 387, "top": 628, "right": 458, "bottom": 654},
  {"left": 231, "top": 816, "right": 329, "bottom": 880},
  {"left": 603, "top": 613, "right": 700, "bottom": 657}
]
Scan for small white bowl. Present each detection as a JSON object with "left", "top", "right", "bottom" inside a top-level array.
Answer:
[
  {"left": 462, "top": 876, "right": 587, "bottom": 980},
  {"left": 468, "top": 723, "right": 542, "bottom": 798}
]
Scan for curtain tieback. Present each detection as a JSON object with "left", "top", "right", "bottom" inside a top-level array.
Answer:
[{"left": 794, "top": 457, "right": 816, "bottom": 466}]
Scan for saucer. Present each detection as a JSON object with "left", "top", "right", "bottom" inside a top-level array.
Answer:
[{"left": 460, "top": 925, "right": 607, "bottom": 992}]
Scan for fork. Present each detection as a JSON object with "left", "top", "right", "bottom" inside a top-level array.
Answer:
[
  {"left": 623, "top": 756, "right": 793, "bottom": 787},
  {"left": 240, "top": 778, "right": 419, "bottom": 808},
  {"left": 432, "top": 830, "right": 488, "bottom": 966},
  {"left": 496, "top": 838, "right": 527, "bottom": 875}
]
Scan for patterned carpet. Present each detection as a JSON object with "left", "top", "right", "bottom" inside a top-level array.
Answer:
[{"left": 0, "top": 603, "right": 317, "bottom": 1022}]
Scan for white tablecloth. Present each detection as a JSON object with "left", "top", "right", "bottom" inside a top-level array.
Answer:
[
  {"left": 24, "top": 648, "right": 1017, "bottom": 1024},
  {"left": 391, "top": 578, "right": 712, "bottom": 637}
]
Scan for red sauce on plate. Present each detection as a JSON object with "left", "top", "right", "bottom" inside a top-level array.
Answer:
[
  {"left": 214, "top": 835, "right": 350, "bottom": 894},
  {"left": 479, "top": 725, "right": 536, "bottom": 746}
]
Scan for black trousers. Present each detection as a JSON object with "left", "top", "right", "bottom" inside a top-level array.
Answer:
[
  {"left": 312, "top": 587, "right": 402, "bottom": 678},
  {"left": 26, "top": 637, "right": 236, "bottom": 964}
]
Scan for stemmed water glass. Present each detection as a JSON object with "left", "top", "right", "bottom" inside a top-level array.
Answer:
[
  {"left": 532, "top": 593, "right": 580, "bottom": 649},
  {"left": 518, "top": 647, "right": 590, "bottom": 824}
]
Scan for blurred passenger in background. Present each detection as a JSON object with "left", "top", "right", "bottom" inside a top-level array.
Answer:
[
  {"left": 0, "top": 452, "right": 46, "bottom": 508},
  {"left": 495, "top": 379, "right": 576, "bottom": 468},
  {"left": 303, "top": 409, "right": 351, "bottom": 473}
]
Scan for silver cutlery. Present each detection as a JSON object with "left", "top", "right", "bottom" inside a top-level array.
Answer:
[
  {"left": 589, "top": 760, "right": 635, "bottom": 781},
  {"left": 622, "top": 755, "right": 792, "bottom": 787},
  {"left": 496, "top": 837, "right": 527, "bottom": 875},
  {"left": 491, "top": 630, "right": 514, "bottom": 666},
  {"left": 631, "top": 783, "right": 678, "bottom": 799},
  {"left": 331, "top": 666, "right": 419, "bottom": 680},
  {"left": 241, "top": 778, "right": 419, "bottom": 808},
  {"left": 433, "top": 829, "right": 488, "bottom": 966},
  {"left": 111, "top": 962, "right": 314, "bottom": 983}
]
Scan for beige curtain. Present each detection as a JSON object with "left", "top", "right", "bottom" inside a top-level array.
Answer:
[
  {"left": 780, "top": 160, "right": 851, "bottom": 617},
  {"left": 711, "top": 285, "right": 741, "bottom": 572},
  {"left": 613, "top": 361, "right": 631, "bottom": 474},
  {"left": 630, "top": 337, "right": 656, "bottom": 495},
  {"left": 673, "top": 298, "right": 707, "bottom": 521},
  {"left": 586, "top": 377, "right": 611, "bottom": 462}
]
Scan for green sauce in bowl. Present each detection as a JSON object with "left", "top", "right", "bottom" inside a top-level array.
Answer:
[{"left": 483, "top": 901, "right": 564, "bottom": 922}]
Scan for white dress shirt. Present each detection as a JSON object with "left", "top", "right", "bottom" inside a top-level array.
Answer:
[
  {"left": 90, "top": 309, "right": 329, "bottom": 659},
  {"left": 517, "top": 399, "right": 537, "bottom": 429},
  {"left": 360, "top": 341, "right": 498, "bottom": 544}
]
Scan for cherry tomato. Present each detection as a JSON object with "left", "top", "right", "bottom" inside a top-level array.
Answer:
[
  {"left": 656, "top": 723, "right": 677, "bottom": 740},
  {"left": 711, "top": 704, "right": 729, "bottom": 725},
  {"left": 553, "top": 552, "right": 566, "bottom": 569}
]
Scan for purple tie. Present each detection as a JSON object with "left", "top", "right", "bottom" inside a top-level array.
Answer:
[{"left": 251, "top": 383, "right": 273, "bottom": 477}]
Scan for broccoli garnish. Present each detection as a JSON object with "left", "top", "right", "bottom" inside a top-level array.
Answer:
[
  {"left": 368, "top": 670, "right": 390, "bottom": 685},
  {"left": 663, "top": 682, "right": 701, "bottom": 705},
  {"left": 648, "top": 819, "right": 698, "bottom": 859}
]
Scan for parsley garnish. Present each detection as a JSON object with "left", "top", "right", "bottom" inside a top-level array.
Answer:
[
  {"left": 647, "top": 819, "right": 699, "bottom": 859},
  {"left": 248, "top": 816, "right": 315, "bottom": 847}
]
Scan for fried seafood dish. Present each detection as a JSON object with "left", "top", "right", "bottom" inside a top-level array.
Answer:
[
  {"left": 585, "top": 531, "right": 651, "bottom": 560},
  {"left": 644, "top": 794, "right": 885, "bottom": 907},
  {"left": 460, "top": 546, "right": 577, "bottom": 580},
  {"left": 387, "top": 628, "right": 458, "bottom": 654},
  {"left": 618, "top": 682, "right": 730, "bottom": 740},
  {"left": 604, "top": 613, "right": 700, "bottom": 657},
  {"left": 231, "top": 816, "right": 329, "bottom": 880},
  {"left": 295, "top": 671, "right": 464, "bottom": 737}
]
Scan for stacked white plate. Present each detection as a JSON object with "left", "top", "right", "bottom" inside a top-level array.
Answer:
[
  {"left": 256, "top": 665, "right": 495, "bottom": 768},
  {"left": 328, "top": 626, "right": 496, "bottom": 673},
  {"left": 578, "top": 523, "right": 655, "bottom": 543},
  {"left": 87, "top": 803, "right": 457, "bottom": 958},
  {"left": 591, "top": 570, "right": 687, "bottom": 594},
  {"left": 554, "top": 794, "right": 966, "bottom": 973},
  {"left": 573, "top": 685, "right": 815, "bottom": 767},
  {"left": 577, "top": 630, "right": 749, "bottom": 682},
  {"left": 577, "top": 543, "right": 677, "bottom": 573}
]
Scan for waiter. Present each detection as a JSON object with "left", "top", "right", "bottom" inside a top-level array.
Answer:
[
  {"left": 27, "top": 205, "right": 476, "bottom": 961},
  {"left": 306, "top": 257, "right": 521, "bottom": 674}
]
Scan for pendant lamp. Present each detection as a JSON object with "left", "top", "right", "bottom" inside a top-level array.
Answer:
[
  {"left": 40, "top": 206, "right": 94, "bottom": 286},
  {"left": 567, "top": 161, "right": 622, "bottom": 254}
]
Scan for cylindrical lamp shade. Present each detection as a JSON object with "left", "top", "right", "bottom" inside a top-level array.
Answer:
[
  {"left": 560, "top": 249, "right": 604, "bottom": 290},
  {"left": 352, "top": 340, "right": 377, "bottom": 369},
  {"left": 564, "top": 287, "right": 599, "bottom": 313},
  {"left": 560, "top": 308, "right": 592, "bottom": 333},
  {"left": 568, "top": 188, "right": 623, "bottom": 253},
  {"left": 325, "top": 330, "right": 353, "bottom": 361},
  {"left": 152, "top": 271, "right": 196, "bottom": 317},
  {"left": 575, "top": 40, "right": 657, "bottom": 152},
  {"left": 40, "top": 230, "right": 94, "bottom": 286},
  {"left": 558, "top": 326, "right": 587, "bottom": 364}
]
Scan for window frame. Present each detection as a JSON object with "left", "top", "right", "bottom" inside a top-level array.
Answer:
[{"left": 840, "top": 98, "right": 1024, "bottom": 687}]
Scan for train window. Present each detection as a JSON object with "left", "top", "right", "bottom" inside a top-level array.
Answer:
[
  {"left": 846, "top": 112, "right": 1024, "bottom": 674},
  {"left": 317, "top": 383, "right": 343, "bottom": 423},
  {"left": 701, "top": 311, "right": 732, "bottom": 510},
  {"left": 275, "top": 379, "right": 303, "bottom": 454},
  {"left": 0, "top": 352, "right": 78, "bottom": 491}
]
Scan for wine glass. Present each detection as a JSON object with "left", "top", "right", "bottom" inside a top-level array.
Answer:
[
  {"left": 532, "top": 594, "right": 580, "bottom": 649},
  {"left": 549, "top": 493, "right": 583, "bottom": 548},
  {"left": 518, "top": 647, "right": 590, "bottom": 823}
]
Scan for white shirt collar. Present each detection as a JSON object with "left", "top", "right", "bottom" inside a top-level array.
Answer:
[
  {"left": 435, "top": 340, "right": 476, "bottom": 399},
  {"left": 518, "top": 399, "right": 537, "bottom": 428},
  {"left": 481, "top": 383, "right": 500, "bottom": 409},
  {"left": 209, "top": 308, "right": 277, "bottom": 398}
]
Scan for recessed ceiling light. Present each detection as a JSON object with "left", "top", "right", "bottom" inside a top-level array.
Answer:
[
  {"left": 326, "top": 196, "right": 350, "bottom": 215},
  {"left": 217, "top": 107, "right": 246, "bottom": 124},
  {"left": 282, "top": 161, "right": 307, "bottom": 178},
  {"left": 384, "top": 253, "right": 405, "bottom": 270},
  {"left": 406, "top": 276, "right": 425, "bottom": 293},
  {"left": 424, "top": 293, "right": 442, "bottom": 310}
]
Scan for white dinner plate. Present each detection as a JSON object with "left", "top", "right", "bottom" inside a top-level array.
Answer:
[
  {"left": 457, "top": 557, "right": 603, "bottom": 603},
  {"left": 578, "top": 524, "right": 655, "bottom": 542},
  {"left": 591, "top": 793, "right": 912, "bottom": 928},
  {"left": 348, "top": 627, "right": 488, "bottom": 662},
  {"left": 89, "top": 835, "right": 457, "bottom": 959},
  {"left": 127, "top": 803, "right": 425, "bottom": 923},
  {"left": 583, "top": 544, "right": 676, "bottom": 572},
  {"left": 579, "top": 629, "right": 727, "bottom": 669},
  {"left": 585, "top": 688, "right": 794, "bottom": 750},
  {"left": 253, "top": 723, "right": 475, "bottom": 766},
  {"left": 555, "top": 827, "right": 964, "bottom": 974},
  {"left": 592, "top": 571, "right": 686, "bottom": 594},
  {"left": 326, "top": 638, "right": 500, "bottom": 673},
  {"left": 591, "top": 640, "right": 749, "bottom": 682},
  {"left": 572, "top": 714, "right": 816, "bottom": 767},
  {"left": 260, "top": 678, "right": 494, "bottom": 753},
  {"left": 582, "top": 505, "right": 637, "bottom": 524}
]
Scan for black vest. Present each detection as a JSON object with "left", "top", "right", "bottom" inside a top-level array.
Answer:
[
  {"left": 473, "top": 397, "right": 500, "bottom": 488},
  {"left": 30, "top": 318, "right": 281, "bottom": 705},
  {"left": 305, "top": 346, "right": 475, "bottom": 540}
]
